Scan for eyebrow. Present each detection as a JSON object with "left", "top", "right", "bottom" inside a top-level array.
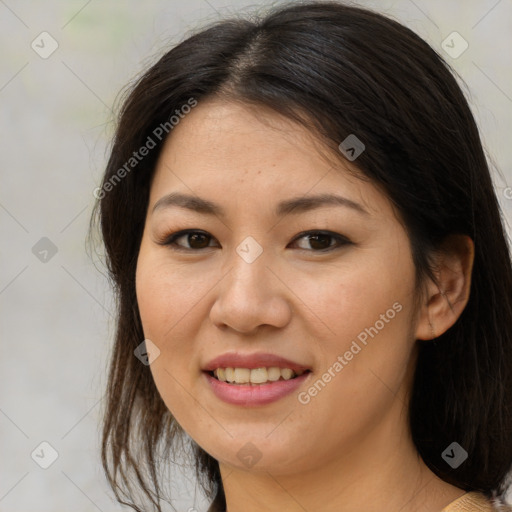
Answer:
[{"left": 152, "top": 192, "right": 370, "bottom": 217}]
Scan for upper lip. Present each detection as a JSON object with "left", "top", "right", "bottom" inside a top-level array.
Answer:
[{"left": 202, "top": 352, "right": 312, "bottom": 372}]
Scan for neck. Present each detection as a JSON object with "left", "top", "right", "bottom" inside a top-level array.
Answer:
[{"left": 218, "top": 392, "right": 464, "bottom": 512}]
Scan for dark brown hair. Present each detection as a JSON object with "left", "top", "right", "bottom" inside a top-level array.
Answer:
[{"left": 89, "top": 2, "right": 512, "bottom": 510}]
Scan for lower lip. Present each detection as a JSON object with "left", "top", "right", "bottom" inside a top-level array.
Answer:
[{"left": 203, "top": 371, "right": 311, "bottom": 406}]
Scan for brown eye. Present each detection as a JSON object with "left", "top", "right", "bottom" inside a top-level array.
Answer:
[
  {"left": 183, "top": 232, "right": 212, "bottom": 249},
  {"left": 290, "top": 231, "right": 351, "bottom": 252},
  {"left": 298, "top": 233, "right": 333, "bottom": 250},
  {"left": 159, "top": 229, "right": 350, "bottom": 253},
  {"left": 160, "top": 230, "right": 218, "bottom": 251}
]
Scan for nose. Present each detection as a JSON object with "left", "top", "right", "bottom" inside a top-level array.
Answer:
[{"left": 209, "top": 247, "right": 292, "bottom": 334}]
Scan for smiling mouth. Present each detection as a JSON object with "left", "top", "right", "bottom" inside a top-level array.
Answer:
[{"left": 207, "top": 367, "right": 312, "bottom": 385}]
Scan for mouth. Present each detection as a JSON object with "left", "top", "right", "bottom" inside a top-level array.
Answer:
[
  {"left": 205, "top": 367, "right": 312, "bottom": 385},
  {"left": 203, "top": 367, "right": 312, "bottom": 406}
]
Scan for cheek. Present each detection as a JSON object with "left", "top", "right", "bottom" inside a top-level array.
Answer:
[
  {"left": 295, "top": 291, "right": 414, "bottom": 457},
  {"left": 304, "top": 241, "right": 417, "bottom": 405},
  {"left": 135, "top": 252, "right": 207, "bottom": 340},
  {"left": 303, "top": 250, "right": 415, "bottom": 346},
  {"left": 135, "top": 248, "right": 214, "bottom": 412}
]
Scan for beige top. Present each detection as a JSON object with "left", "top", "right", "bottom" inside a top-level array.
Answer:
[
  {"left": 208, "top": 490, "right": 502, "bottom": 511},
  {"left": 442, "top": 492, "right": 495, "bottom": 511}
]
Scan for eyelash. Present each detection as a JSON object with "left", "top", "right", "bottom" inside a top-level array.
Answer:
[{"left": 158, "top": 229, "right": 351, "bottom": 253}]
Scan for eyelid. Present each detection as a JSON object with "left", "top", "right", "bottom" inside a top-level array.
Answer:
[
  {"left": 157, "top": 229, "right": 352, "bottom": 252},
  {"left": 156, "top": 229, "right": 218, "bottom": 250},
  {"left": 290, "top": 230, "right": 351, "bottom": 248}
]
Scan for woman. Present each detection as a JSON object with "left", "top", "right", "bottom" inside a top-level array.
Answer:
[{"left": 90, "top": 2, "right": 512, "bottom": 511}]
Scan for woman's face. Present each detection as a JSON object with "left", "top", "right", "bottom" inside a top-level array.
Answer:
[{"left": 136, "top": 98, "right": 422, "bottom": 475}]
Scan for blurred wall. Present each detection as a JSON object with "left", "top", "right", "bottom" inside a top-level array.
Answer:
[{"left": 1, "top": 1, "right": 511, "bottom": 510}]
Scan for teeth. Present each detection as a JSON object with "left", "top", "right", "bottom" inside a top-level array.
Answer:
[
  {"left": 212, "top": 367, "right": 307, "bottom": 384},
  {"left": 250, "top": 367, "right": 269, "bottom": 384},
  {"left": 280, "top": 368, "right": 294, "bottom": 380},
  {"left": 234, "top": 368, "right": 250, "bottom": 384},
  {"left": 267, "top": 367, "right": 281, "bottom": 382},
  {"left": 225, "top": 367, "right": 235, "bottom": 382}
]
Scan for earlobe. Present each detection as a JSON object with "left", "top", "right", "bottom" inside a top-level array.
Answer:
[{"left": 415, "top": 234, "right": 475, "bottom": 341}]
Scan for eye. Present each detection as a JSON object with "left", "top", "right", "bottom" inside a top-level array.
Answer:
[
  {"left": 159, "top": 230, "right": 218, "bottom": 251},
  {"left": 289, "top": 230, "right": 351, "bottom": 252},
  {"left": 159, "top": 229, "right": 351, "bottom": 253}
]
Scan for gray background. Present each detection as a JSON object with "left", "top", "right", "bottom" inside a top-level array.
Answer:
[{"left": 1, "top": 0, "right": 511, "bottom": 511}]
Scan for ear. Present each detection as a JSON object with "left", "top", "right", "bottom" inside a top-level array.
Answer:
[{"left": 415, "top": 234, "right": 475, "bottom": 340}]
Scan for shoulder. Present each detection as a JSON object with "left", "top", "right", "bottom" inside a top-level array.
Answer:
[{"left": 442, "top": 491, "right": 510, "bottom": 512}]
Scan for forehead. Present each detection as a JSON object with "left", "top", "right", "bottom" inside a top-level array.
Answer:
[{"left": 149, "top": 99, "right": 389, "bottom": 219}]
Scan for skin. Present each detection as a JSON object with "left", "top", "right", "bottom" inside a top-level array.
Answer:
[{"left": 135, "top": 98, "right": 475, "bottom": 512}]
